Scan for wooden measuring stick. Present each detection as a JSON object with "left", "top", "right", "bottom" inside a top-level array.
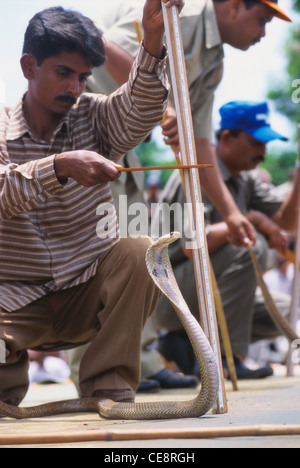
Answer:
[
  {"left": 210, "top": 264, "right": 239, "bottom": 392},
  {"left": 162, "top": 3, "right": 227, "bottom": 414},
  {"left": 116, "top": 164, "right": 213, "bottom": 173},
  {"left": 133, "top": 15, "right": 236, "bottom": 394},
  {"left": 286, "top": 124, "right": 300, "bottom": 376},
  {"left": 133, "top": 14, "right": 232, "bottom": 399}
]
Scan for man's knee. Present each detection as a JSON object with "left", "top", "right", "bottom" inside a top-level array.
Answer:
[{"left": 117, "top": 236, "right": 152, "bottom": 271}]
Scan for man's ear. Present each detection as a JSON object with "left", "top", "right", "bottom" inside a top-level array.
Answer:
[
  {"left": 220, "top": 129, "right": 233, "bottom": 144},
  {"left": 20, "top": 54, "right": 37, "bottom": 80},
  {"left": 228, "top": 0, "right": 244, "bottom": 20}
]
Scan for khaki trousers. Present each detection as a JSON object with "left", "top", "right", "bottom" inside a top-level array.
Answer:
[{"left": 0, "top": 237, "right": 160, "bottom": 406}]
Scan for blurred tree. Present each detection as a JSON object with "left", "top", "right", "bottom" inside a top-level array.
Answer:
[
  {"left": 268, "top": 1, "right": 300, "bottom": 136},
  {"left": 265, "top": 1, "right": 300, "bottom": 185},
  {"left": 260, "top": 149, "right": 297, "bottom": 186}
]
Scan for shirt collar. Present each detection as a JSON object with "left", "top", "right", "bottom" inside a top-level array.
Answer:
[
  {"left": 217, "top": 155, "right": 232, "bottom": 182},
  {"left": 217, "top": 155, "right": 244, "bottom": 193},
  {"left": 204, "top": 0, "right": 222, "bottom": 49},
  {"left": 6, "top": 96, "right": 28, "bottom": 141},
  {"left": 6, "top": 93, "right": 71, "bottom": 142}
]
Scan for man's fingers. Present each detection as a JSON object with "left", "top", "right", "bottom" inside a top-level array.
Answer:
[
  {"left": 244, "top": 221, "right": 257, "bottom": 244},
  {"left": 102, "top": 161, "right": 121, "bottom": 181},
  {"left": 163, "top": 0, "right": 185, "bottom": 13}
]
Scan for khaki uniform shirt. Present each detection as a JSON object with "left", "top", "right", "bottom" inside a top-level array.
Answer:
[
  {"left": 156, "top": 160, "right": 282, "bottom": 265},
  {"left": 203, "top": 158, "right": 282, "bottom": 226},
  {"left": 90, "top": 0, "right": 224, "bottom": 140}
]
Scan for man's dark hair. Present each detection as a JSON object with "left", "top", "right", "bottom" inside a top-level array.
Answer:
[
  {"left": 213, "top": 0, "right": 261, "bottom": 9},
  {"left": 215, "top": 128, "right": 243, "bottom": 142},
  {"left": 22, "top": 7, "right": 106, "bottom": 67}
]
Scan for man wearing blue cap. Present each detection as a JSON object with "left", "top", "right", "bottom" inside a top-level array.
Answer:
[{"left": 156, "top": 101, "right": 300, "bottom": 379}]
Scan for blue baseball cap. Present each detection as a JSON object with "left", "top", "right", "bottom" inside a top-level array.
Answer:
[{"left": 219, "top": 101, "right": 288, "bottom": 143}]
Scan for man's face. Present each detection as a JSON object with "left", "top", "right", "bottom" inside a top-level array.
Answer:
[
  {"left": 222, "top": 130, "right": 267, "bottom": 174},
  {"left": 228, "top": 3, "right": 274, "bottom": 51},
  {"left": 26, "top": 50, "right": 93, "bottom": 115}
]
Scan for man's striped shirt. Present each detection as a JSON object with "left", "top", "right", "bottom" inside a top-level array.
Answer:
[{"left": 0, "top": 45, "right": 169, "bottom": 312}]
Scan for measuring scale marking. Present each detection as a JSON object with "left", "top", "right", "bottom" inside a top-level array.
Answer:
[{"left": 162, "top": 4, "right": 224, "bottom": 409}]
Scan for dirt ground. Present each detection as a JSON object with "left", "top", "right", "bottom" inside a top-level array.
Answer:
[{"left": 0, "top": 365, "right": 299, "bottom": 449}]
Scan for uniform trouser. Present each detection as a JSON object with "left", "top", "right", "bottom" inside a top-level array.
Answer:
[
  {"left": 156, "top": 235, "right": 290, "bottom": 357},
  {"left": 0, "top": 237, "right": 160, "bottom": 406}
]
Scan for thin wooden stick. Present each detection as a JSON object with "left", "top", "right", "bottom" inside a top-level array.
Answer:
[
  {"left": 286, "top": 124, "right": 300, "bottom": 376},
  {"left": 1, "top": 425, "right": 300, "bottom": 445},
  {"left": 132, "top": 19, "right": 144, "bottom": 44},
  {"left": 116, "top": 164, "right": 213, "bottom": 173},
  {"left": 162, "top": 4, "right": 227, "bottom": 414},
  {"left": 210, "top": 265, "right": 239, "bottom": 392}
]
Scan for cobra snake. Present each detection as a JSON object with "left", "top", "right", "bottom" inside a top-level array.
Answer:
[
  {"left": 248, "top": 244, "right": 299, "bottom": 343},
  {"left": 0, "top": 232, "right": 220, "bottom": 420}
]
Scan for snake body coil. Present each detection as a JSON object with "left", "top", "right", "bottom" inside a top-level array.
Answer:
[
  {"left": 0, "top": 233, "right": 219, "bottom": 420},
  {"left": 248, "top": 244, "right": 299, "bottom": 343}
]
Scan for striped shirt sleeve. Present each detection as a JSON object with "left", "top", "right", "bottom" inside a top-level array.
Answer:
[
  {"left": 90, "top": 44, "right": 169, "bottom": 161},
  {"left": 0, "top": 155, "right": 63, "bottom": 220}
]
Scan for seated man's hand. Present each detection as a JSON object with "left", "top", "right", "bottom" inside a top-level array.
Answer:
[
  {"left": 54, "top": 150, "right": 121, "bottom": 186},
  {"left": 246, "top": 211, "right": 288, "bottom": 251},
  {"left": 226, "top": 211, "right": 257, "bottom": 247}
]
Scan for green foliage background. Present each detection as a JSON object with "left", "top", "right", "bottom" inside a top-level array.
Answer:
[{"left": 264, "top": 0, "right": 300, "bottom": 185}]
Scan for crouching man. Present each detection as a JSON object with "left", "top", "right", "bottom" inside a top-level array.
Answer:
[{"left": 0, "top": 0, "right": 184, "bottom": 407}]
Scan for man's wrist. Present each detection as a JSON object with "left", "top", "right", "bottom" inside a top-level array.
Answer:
[
  {"left": 143, "top": 31, "right": 165, "bottom": 59},
  {"left": 54, "top": 154, "right": 69, "bottom": 185}
]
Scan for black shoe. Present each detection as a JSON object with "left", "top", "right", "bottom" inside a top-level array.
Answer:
[
  {"left": 223, "top": 356, "right": 274, "bottom": 380},
  {"left": 149, "top": 368, "right": 198, "bottom": 389},
  {"left": 158, "top": 331, "right": 197, "bottom": 376},
  {"left": 137, "top": 379, "right": 160, "bottom": 393}
]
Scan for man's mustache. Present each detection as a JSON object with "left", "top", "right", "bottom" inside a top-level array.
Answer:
[
  {"left": 252, "top": 155, "right": 265, "bottom": 164},
  {"left": 55, "top": 95, "right": 77, "bottom": 105}
]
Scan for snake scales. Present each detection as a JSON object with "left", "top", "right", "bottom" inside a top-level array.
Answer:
[
  {"left": 248, "top": 244, "right": 299, "bottom": 343},
  {"left": 0, "top": 232, "right": 219, "bottom": 420}
]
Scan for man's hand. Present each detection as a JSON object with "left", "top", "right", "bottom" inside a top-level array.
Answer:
[
  {"left": 246, "top": 211, "right": 288, "bottom": 251},
  {"left": 54, "top": 151, "right": 120, "bottom": 187},
  {"left": 161, "top": 102, "right": 180, "bottom": 150},
  {"left": 143, "top": 0, "right": 185, "bottom": 58},
  {"left": 226, "top": 211, "right": 257, "bottom": 247}
]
